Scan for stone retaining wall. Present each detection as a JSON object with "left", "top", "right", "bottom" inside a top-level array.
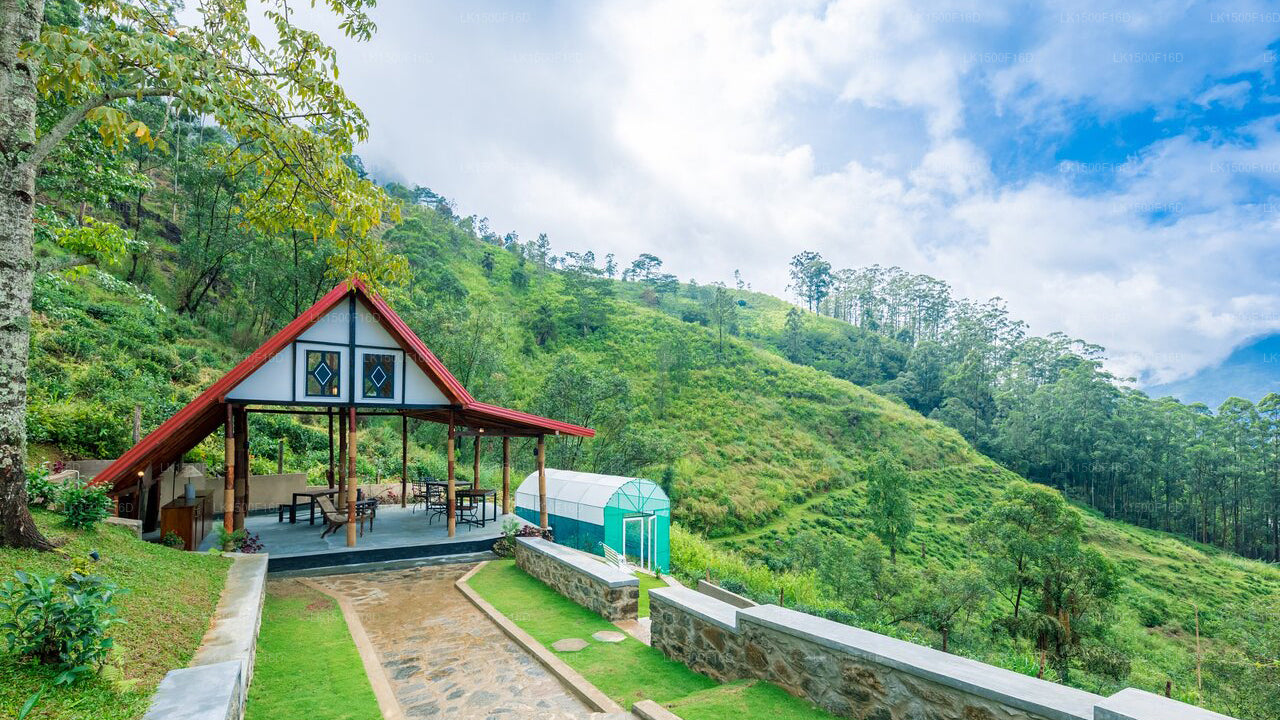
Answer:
[
  {"left": 649, "top": 585, "right": 1235, "bottom": 720},
  {"left": 514, "top": 537, "right": 639, "bottom": 621},
  {"left": 143, "top": 553, "right": 268, "bottom": 720}
]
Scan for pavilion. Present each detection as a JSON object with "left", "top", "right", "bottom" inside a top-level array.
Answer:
[{"left": 90, "top": 278, "right": 593, "bottom": 547}]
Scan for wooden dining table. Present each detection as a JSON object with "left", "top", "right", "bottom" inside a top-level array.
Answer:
[{"left": 455, "top": 488, "right": 498, "bottom": 528}]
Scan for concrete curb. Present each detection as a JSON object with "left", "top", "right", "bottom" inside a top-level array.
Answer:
[
  {"left": 298, "top": 578, "right": 406, "bottom": 720},
  {"left": 454, "top": 561, "right": 626, "bottom": 715},
  {"left": 632, "top": 699, "right": 683, "bottom": 720}
]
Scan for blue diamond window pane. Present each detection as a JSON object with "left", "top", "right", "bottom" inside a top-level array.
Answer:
[
  {"left": 370, "top": 365, "right": 387, "bottom": 388},
  {"left": 313, "top": 362, "right": 333, "bottom": 386}
]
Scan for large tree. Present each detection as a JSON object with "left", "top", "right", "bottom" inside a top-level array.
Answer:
[
  {"left": 866, "top": 453, "right": 914, "bottom": 563},
  {"left": 0, "top": 0, "right": 404, "bottom": 549}
]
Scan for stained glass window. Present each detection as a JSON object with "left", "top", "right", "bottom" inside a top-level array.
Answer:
[
  {"left": 305, "top": 350, "right": 340, "bottom": 397},
  {"left": 363, "top": 353, "right": 395, "bottom": 399}
]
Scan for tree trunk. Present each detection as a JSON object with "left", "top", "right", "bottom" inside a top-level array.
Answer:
[{"left": 0, "top": 0, "right": 54, "bottom": 550}]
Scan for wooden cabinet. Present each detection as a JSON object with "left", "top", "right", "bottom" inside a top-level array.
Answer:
[{"left": 160, "top": 494, "right": 212, "bottom": 551}]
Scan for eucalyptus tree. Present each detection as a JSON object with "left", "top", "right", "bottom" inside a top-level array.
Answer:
[{"left": 0, "top": 0, "right": 405, "bottom": 549}]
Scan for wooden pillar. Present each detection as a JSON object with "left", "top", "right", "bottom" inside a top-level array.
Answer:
[
  {"left": 502, "top": 436, "right": 511, "bottom": 515},
  {"left": 346, "top": 406, "right": 357, "bottom": 547},
  {"left": 326, "top": 407, "right": 335, "bottom": 489},
  {"left": 337, "top": 408, "right": 347, "bottom": 503},
  {"left": 537, "top": 434, "right": 547, "bottom": 529},
  {"left": 400, "top": 414, "right": 408, "bottom": 508},
  {"left": 233, "top": 406, "right": 248, "bottom": 530},
  {"left": 447, "top": 419, "right": 456, "bottom": 537},
  {"left": 473, "top": 435, "right": 481, "bottom": 490},
  {"left": 223, "top": 405, "right": 234, "bottom": 531}
]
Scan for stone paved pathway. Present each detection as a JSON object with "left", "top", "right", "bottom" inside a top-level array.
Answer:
[{"left": 309, "top": 564, "right": 596, "bottom": 720}]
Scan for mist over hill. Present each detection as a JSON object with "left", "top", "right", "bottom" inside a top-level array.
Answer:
[{"left": 1146, "top": 333, "right": 1280, "bottom": 408}]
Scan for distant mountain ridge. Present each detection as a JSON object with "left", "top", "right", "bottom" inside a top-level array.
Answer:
[{"left": 1146, "top": 333, "right": 1280, "bottom": 408}]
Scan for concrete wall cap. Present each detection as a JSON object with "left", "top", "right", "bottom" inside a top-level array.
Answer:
[
  {"left": 142, "top": 661, "right": 242, "bottom": 720},
  {"left": 1094, "top": 688, "right": 1235, "bottom": 720},
  {"left": 739, "top": 604, "right": 1099, "bottom": 720},
  {"left": 516, "top": 536, "right": 637, "bottom": 588},
  {"left": 649, "top": 586, "right": 740, "bottom": 632},
  {"left": 695, "top": 579, "right": 756, "bottom": 608}
]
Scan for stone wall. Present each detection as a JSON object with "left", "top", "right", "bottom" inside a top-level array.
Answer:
[
  {"left": 649, "top": 586, "right": 1236, "bottom": 720},
  {"left": 514, "top": 537, "right": 639, "bottom": 621}
]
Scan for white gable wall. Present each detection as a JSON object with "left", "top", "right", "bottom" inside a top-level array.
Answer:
[
  {"left": 403, "top": 359, "right": 450, "bottom": 404},
  {"left": 224, "top": 348, "right": 292, "bottom": 402},
  {"left": 223, "top": 295, "right": 453, "bottom": 406}
]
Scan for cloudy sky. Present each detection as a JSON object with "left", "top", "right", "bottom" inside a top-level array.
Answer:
[{"left": 293, "top": 0, "right": 1280, "bottom": 385}]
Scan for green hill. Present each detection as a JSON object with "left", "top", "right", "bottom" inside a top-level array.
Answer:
[{"left": 23, "top": 204, "right": 1279, "bottom": 719}]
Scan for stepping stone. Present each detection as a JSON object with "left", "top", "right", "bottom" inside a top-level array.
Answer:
[
  {"left": 551, "top": 638, "right": 589, "bottom": 652},
  {"left": 591, "top": 631, "right": 626, "bottom": 643}
]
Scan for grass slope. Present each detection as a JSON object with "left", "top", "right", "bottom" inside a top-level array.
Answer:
[
  {"left": 467, "top": 559, "right": 831, "bottom": 718},
  {"left": 247, "top": 580, "right": 381, "bottom": 720},
  {"left": 0, "top": 510, "right": 229, "bottom": 720}
]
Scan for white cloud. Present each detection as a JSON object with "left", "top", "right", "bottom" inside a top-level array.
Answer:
[{"left": 292, "top": 0, "right": 1280, "bottom": 384}]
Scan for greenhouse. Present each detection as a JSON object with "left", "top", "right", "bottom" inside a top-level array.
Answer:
[{"left": 515, "top": 469, "right": 670, "bottom": 572}]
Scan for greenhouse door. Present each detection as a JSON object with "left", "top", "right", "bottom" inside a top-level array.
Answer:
[{"left": 623, "top": 514, "right": 657, "bottom": 572}]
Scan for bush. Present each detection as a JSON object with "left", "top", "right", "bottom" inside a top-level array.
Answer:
[
  {"left": 160, "top": 531, "right": 185, "bottom": 550},
  {"left": 0, "top": 562, "right": 124, "bottom": 685},
  {"left": 1136, "top": 595, "right": 1169, "bottom": 628},
  {"left": 24, "top": 468, "right": 58, "bottom": 509},
  {"left": 1080, "top": 643, "right": 1131, "bottom": 681},
  {"left": 212, "top": 525, "right": 262, "bottom": 553},
  {"left": 58, "top": 481, "right": 112, "bottom": 530}
]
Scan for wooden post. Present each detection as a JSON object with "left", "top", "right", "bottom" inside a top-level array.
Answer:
[
  {"left": 223, "top": 405, "right": 234, "bottom": 531},
  {"left": 447, "top": 419, "right": 456, "bottom": 537},
  {"left": 233, "top": 406, "right": 248, "bottom": 530},
  {"left": 501, "top": 436, "right": 511, "bottom": 515},
  {"left": 346, "top": 406, "right": 357, "bottom": 547},
  {"left": 400, "top": 414, "right": 408, "bottom": 508},
  {"left": 337, "top": 408, "right": 347, "bottom": 503},
  {"left": 327, "top": 407, "right": 335, "bottom": 489},
  {"left": 276, "top": 439, "right": 284, "bottom": 474},
  {"left": 473, "top": 435, "right": 481, "bottom": 490},
  {"left": 537, "top": 434, "right": 547, "bottom": 529}
]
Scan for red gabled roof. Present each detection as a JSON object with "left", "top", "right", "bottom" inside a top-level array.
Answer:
[{"left": 92, "top": 279, "right": 593, "bottom": 491}]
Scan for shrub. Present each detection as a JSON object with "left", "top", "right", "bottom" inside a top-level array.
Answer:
[
  {"left": 1080, "top": 643, "right": 1131, "bottom": 681},
  {"left": 1136, "top": 595, "right": 1169, "bottom": 628},
  {"left": 212, "top": 525, "right": 263, "bottom": 553},
  {"left": 24, "top": 468, "right": 58, "bottom": 509},
  {"left": 58, "top": 480, "right": 112, "bottom": 530},
  {"left": 0, "top": 563, "right": 124, "bottom": 685},
  {"left": 492, "top": 518, "right": 522, "bottom": 557},
  {"left": 160, "top": 532, "right": 185, "bottom": 550}
]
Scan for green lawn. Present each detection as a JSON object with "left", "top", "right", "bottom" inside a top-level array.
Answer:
[
  {"left": 468, "top": 560, "right": 832, "bottom": 719},
  {"left": 636, "top": 571, "right": 667, "bottom": 617},
  {"left": 0, "top": 509, "right": 231, "bottom": 720},
  {"left": 247, "top": 580, "right": 381, "bottom": 720}
]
